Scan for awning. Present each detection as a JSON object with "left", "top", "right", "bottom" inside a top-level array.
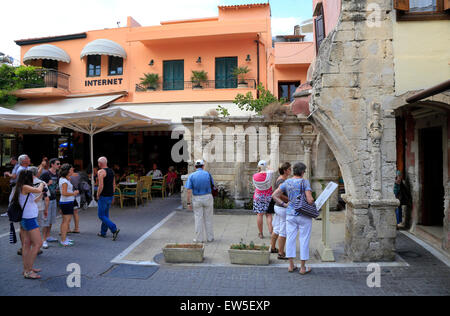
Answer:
[
  {"left": 0, "top": 107, "right": 58, "bottom": 132},
  {"left": 12, "top": 94, "right": 125, "bottom": 115},
  {"left": 80, "top": 39, "right": 127, "bottom": 59},
  {"left": 110, "top": 102, "right": 253, "bottom": 124},
  {"left": 23, "top": 44, "right": 71, "bottom": 64}
]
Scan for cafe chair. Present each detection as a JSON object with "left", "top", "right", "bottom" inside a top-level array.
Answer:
[
  {"left": 151, "top": 174, "right": 167, "bottom": 199},
  {"left": 114, "top": 187, "right": 123, "bottom": 208},
  {"left": 141, "top": 176, "right": 153, "bottom": 203},
  {"left": 123, "top": 179, "right": 144, "bottom": 207}
]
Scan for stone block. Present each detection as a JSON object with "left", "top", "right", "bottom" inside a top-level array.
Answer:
[{"left": 322, "top": 73, "right": 358, "bottom": 88}]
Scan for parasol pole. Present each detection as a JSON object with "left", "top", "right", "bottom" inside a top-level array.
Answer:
[{"left": 88, "top": 130, "right": 97, "bottom": 208}]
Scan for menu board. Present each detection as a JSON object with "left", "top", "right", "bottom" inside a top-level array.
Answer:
[{"left": 315, "top": 182, "right": 338, "bottom": 210}]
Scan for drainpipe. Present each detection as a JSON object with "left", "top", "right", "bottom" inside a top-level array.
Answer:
[{"left": 254, "top": 35, "right": 260, "bottom": 98}]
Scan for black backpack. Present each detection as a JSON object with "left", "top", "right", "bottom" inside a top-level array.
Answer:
[{"left": 7, "top": 194, "right": 30, "bottom": 223}]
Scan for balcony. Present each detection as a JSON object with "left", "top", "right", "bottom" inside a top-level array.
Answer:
[
  {"left": 134, "top": 79, "right": 257, "bottom": 103},
  {"left": 13, "top": 69, "right": 70, "bottom": 99},
  {"left": 136, "top": 79, "right": 257, "bottom": 91}
]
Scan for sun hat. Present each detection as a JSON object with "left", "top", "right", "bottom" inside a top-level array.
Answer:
[
  {"left": 258, "top": 160, "right": 267, "bottom": 167},
  {"left": 195, "top": 159, "right": 205, "bottom": 167}
]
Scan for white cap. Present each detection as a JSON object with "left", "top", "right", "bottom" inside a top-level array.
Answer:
[
  {"left": 258, "top": 160, "right": 267, "bottom": 167},
  {"left": 195, "top": 159, "right": 205, "bottom": 167}
]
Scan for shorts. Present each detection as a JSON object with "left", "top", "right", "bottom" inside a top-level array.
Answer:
[
  {"left": 59, "top": 201, "right": 74, "bottom": 215},
  {"left": 41, "top": 199, "right": 57, "bottom": 227},
  {"left": 272, "top": 205, "right": 287, "bottom": 237},
  {"left": 21, "top": 218, "right": 39, "bottom": 231}
]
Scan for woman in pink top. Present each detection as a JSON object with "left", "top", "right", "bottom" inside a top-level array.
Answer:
[
  {"left": 166, "top": 166, "right": 178, "bottom": 196},
  {"left": 253, "top": 160, "right": 274, "bottom": 239}
]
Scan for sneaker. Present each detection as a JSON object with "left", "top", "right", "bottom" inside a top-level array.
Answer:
[
  {"left": 0, "top": 212, "right": 8, "bottom": 217},
  {"left": 37, "top": 249, "right": 43, "bottom": 255},
  {"left": 59, "top": 240, "right": 73, "bottom": 247},
  {"left": 97, "top": 233, "right": 106, "bottom": 238},
  {"left": 42, "top": 241, "right": 49, "bottom": 249},
  {"left": 207, "top": 239, "right": 214, "bottom": 243},
  {"left": 46, "top": 237, "right": 58, "bottom": 243},
  {"left": 193, "top": 239, "right": 204, "bottom": 243},
  {"left": 112, "top": 229, "right": 120, "bottom": 241}
]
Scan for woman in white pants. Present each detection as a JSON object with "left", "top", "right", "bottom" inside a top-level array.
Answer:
[
  {"left": 272, "top": 162, "right": 314, "bottom": 275},
  {"left": 270, "top": 162, "right": 291, "bottom": 260}
]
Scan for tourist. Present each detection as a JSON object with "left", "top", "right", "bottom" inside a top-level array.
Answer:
[
  {"left": 252, "top": 160, "right": 274, "bottom": 239},
  {"left": 28, "top": 167, "right": 49, "bottom": 249},
  {"left": 7, "top": 154, "right": 30, "bottom": 203},
  {"left": 59, "top": 163, "right": 79, "bottom": 247},
  {"left": 97, "top": 157, "right": 120, "bottom": 240},
  {"left": 13, "top": 170, "right": 44, "bottom": 279},
  {"left": 271, "top": 162, "right": 291, "bottom": 260},
  {"left": 69, "top": 166, "right": 81, "bottom": 234},
  {"left": 185, "top": 159, "right": 214, "bottom": 243},
  {"left": 37, "top": 157, "right": 49, "bottom": 177},
  {"left": 39, "top": 158, "right": 60, "bottom": 246},
  {"left": 146, "top": 163, "right": 163, "bottom": 180},
  {"left": 272, "top": 162, "right": 314, "bottom": 275},
  {"left": 1, "top": 156, "right": 18, "bottom": 217},
  {"left": 394, "top": 170, "right": 410, "bottom": 229},
  {"left": 167, "top": 166, "right": 178, "bottom": 196}
]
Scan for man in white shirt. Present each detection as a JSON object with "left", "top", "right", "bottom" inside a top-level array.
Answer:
[{"left": 146, "top": 163, "right": 163, "bottom": 180}]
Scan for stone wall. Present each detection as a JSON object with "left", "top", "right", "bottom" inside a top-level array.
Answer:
[
  {"left": 309, "top": 0, "right": 399, "bottom": 261},
  {"left": 181, "top": 115, "right": 340, "bottom": 209}
]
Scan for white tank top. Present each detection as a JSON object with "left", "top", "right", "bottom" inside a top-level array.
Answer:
[{"left": 19, "top": 192, "right": 38, "bottom": 219}]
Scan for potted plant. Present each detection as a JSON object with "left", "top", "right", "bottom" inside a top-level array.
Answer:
[
  {"left": 232, "top": 66, "right": 250, "bottom": 88},
  {"left": 228, "top": 239, "right": 270, "bottom": 265},
  {"left": 162, "top": 243, "right": 205, "bottom": 263},
  {"left": 139, "top": 73, "right": 160, "bottom": 91},
  {"left": 191, "top": 70, "right": 208, "bottom": 89}
]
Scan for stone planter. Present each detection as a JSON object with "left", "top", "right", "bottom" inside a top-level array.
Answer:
[
  {"left": 163, "top": 243, "right": 205, "bottom": 263},
  {"left": 228, "top": 248, "right": 270, "bottom": 265}
]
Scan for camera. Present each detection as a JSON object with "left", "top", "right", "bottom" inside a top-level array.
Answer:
[{"left": 43, "top": 187, "right": 48, "bottom": 193}]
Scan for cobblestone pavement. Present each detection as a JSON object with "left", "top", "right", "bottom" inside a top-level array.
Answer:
[{"left": 0, "top": 195, "right": 449, "bottom": 296}]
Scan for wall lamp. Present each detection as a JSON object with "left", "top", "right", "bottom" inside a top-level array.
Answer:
[
  {"left": 149, "top": 59, "right": 154, "bottom": 66},
  {"left": 196, "top": 57, "right": 202, "bottom": 63},
  {"left": 246, "top": 54, "right": 251, "bottom": 62}
]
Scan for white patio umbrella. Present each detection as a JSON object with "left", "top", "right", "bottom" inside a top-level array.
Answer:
[
  {"left": 0, "top": 106, "right": 59, "bottom": 133},
  {"left": 46, "top": 107, "right": 171, "bottom": 207}
]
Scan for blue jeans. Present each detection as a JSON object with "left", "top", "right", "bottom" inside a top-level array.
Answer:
[
  {"left": 395, "top": 206, "right": 402, "bottom": 225},
  {"left": 98, "top": 196, "right": 117, "bottom": 236}
]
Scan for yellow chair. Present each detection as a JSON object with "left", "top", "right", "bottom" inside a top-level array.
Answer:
[
  {"left": 151, "top": 174, "right": 167, "bottom": 199},
  {"left": 141, "top": 176, "right": 153, "bottom": 203},
  {"left": 114, "top": 187, "right": 123, "bottom": 208},
  {"left": 123, "top": 179, "right": 144, "bottom": 207}
]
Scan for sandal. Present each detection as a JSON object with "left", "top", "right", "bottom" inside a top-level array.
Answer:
[
  {"left": 32, "top": 268, "right": 42, "bottom": 273},
  {"left": 277, "top": 254, "right": 289, "bottom": 260},
  {"left": 258, "top": 233, "right": 264, "bottom": 239},
  {"left": 288, "top": 267, "right": 298, "bottom": 273},
  {"left": 299, "top": 267, "right": 312, "bottom": 275},
  {"left": 270, "top": 247, "right": 279, "bottom": 254},
  {"left": 70, "top": 230, "right": 80, "bottom": 234},
  {"left": 23, "top": 271, "right": 41, "bottom": 279}
]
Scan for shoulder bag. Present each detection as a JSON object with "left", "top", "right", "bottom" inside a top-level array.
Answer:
[
  {"left": 293, "top": 180, "right": 319, "bottom": 218},
  {"left": 208, "top": 172, "right": 218, "bottom": 197}
]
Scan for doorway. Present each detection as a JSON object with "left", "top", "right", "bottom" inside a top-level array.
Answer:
[{"left": 419, "top": 126, "right": 445, "bottom": 227}]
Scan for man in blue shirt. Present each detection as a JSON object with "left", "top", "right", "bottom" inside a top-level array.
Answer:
[{"left": 185, "top": 159, "right": 215, "bottom": 243}]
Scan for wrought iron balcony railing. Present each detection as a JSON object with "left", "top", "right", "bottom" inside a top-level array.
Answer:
[
  {"left": 23, "top": 68, "right": 70, "bottom": 90},
  {"left": 136, "top": 79, "right": 257, "bottom": 92}
]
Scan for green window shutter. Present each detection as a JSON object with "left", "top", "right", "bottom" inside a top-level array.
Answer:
[
  {"left": 215, "top": 57, "right": 237, "bottom": 89},
  {"left": 163, "top": 60, "right": 184, "bottom": 90}
]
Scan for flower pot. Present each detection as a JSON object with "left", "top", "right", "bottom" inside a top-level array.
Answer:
[
  {"left": 147, "top": 86, "right": 156, "bottom": 91},
  {"left": 193, "top": 84, "right": 203, "bottom": 90},
  {"left": 228, "top": 248, "right": 270, "bottom": 265},
  {"left": 238, "top": 82, "right": 248, "bottom": 89},
  {"left": 163, "top": 243, "right": 205, "bottom": 263}
]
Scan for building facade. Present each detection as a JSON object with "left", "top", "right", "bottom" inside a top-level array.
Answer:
[{"left": 298, "top": 0, "right": 449, "bottom": 260}]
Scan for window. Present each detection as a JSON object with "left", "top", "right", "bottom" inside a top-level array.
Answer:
[
  {"left": 108, "top": 56, "right": 123, "bottom": 76},
  {"left": 87, "top": 55, "right": 101, "bottom": 77},
  {"left": 42, "top": 59, "right": 58, "bottom": 71},
  {"left": 163, "top": 60, "right": 184, "bottom": 90},
  {"left": 278, "top": 81, "right": 300, "bottom": 102},
  {"left": 395, "top": 0, "right": 450, "bottom": 20},
  {"left": 215, "top": 57, "right": 238, "bottom": 89},
  {"left": 314, "top": 4, "right": 325, "bottom": 53}
]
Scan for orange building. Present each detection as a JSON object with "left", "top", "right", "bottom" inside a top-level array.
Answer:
[{"left": 8, "top": 3, "right": 313, "bottom": 170}]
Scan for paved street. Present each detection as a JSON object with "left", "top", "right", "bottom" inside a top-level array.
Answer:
[{"left": 0, "top": 195, "right": 449, "bottom": 296}]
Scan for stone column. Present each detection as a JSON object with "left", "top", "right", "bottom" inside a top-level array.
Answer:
[
  {"left": 301, "top": 136, "right": 315, "bottom": 180},
  {"left": 269, "top": 125, "right": 280, "bottom": 171},
  {"left": 234, "top": 125, "right": 247, "bottom": 207}
]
